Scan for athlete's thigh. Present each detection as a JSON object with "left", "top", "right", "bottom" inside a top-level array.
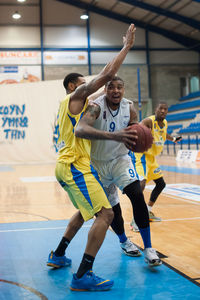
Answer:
[
  {"left": 111, "top": 155, "right": 139, "bottom": 191},
  {"left": 55, "top": 160, "right": 111, "bottom": 221},
  {"left": 146, "top": 154, "right": 163, "bottom": 183}
]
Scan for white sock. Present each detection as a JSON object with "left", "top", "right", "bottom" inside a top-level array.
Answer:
[{"left": 147, "top": 205, "right": 152, "bottom": 212}]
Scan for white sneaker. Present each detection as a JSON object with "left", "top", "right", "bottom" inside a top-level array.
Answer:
[
  {"left": 120, "top": 238, "right": 141, "bottom": 257},
  {"left": 130, "top": 219, "right": 139, "bottom": 232},
  {"left": 143, "top": 248, "right": 162, "bottom": 267},
  {"left": 149, "top": 211, "right": 162, "bottom": 222}
]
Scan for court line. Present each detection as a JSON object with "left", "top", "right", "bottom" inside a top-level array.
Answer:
[
  {"left": 0, "top": 224, "right": 92, "bottom": 233},
  {"left": 157, "top": 217, "right": 200, "bottom": 222},
  {"left": 1, "top": 216, "right": 200, "bottom": 233},
  {"left": 159, "top": 193, "right": 200, "bottom": 206}
]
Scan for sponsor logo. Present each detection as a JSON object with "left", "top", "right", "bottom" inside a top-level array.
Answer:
[{"left": 154, "top": 167, "right": 161, "bottom": 174}]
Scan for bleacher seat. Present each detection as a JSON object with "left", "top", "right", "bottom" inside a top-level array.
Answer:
[
  {"left": 179, "top": 91, "right": 200, "bottom": 101},
  {"left": 168, "top": 99, "right": 200, "bottom": 112},
  {"left": 179, "top": 122, "right": 200, "bottom": 134},
  {"left": 167, "top": 124, "right": 183, "bottom": 134},
  {"left": 166, "top": 109, "right": 200, "bottom": 122}
]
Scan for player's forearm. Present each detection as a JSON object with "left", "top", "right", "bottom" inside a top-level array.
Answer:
[
  {"left": 75, "top": 123, "right": 115, "bottom": 140},
  {"left": 166, "top": 133, "right": 173, "bottom": 141},
  {"left": 85, "top": 46, "right": 131, "bottom": 97},
  {"left": 167, "top": 133, "right": 182, "bottom": 143},
  {"left": 101, "top": 46, "right": 130, "bottom": 79}
]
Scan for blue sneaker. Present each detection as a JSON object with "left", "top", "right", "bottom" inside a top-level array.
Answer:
[
  {"left": 70, "top": 270, "right": 114, "bottom": 291},
  {"left": 47, "top": 251, "right": 72, "bottom": 268}
]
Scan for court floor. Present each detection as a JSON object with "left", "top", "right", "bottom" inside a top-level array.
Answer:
[{"left": 0, "top": 156, "right": 200, "bottom": 299}]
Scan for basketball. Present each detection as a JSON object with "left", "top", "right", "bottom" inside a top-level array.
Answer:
[{"left": 125, "top": 123, "right": 153, "bottom": 153}]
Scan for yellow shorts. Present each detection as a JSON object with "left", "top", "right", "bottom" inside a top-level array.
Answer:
[
  {"left": 131, "top": 152, "right": 163, "bottom": 183},
  {"left": 55, "top": 157, "right": 111, "bottom": 221}
]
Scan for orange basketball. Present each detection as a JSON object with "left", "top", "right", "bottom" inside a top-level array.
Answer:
[{"left": 125, "top": 123, "right": 153, "bottom": 153}]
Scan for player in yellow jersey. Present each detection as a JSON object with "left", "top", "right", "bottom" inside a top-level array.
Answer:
[
  {"left": 129, "top": 102, "right": 182, "bottom": 231},
  {"left": 47, "top": 24, "right": 138, "bottom": 292}
]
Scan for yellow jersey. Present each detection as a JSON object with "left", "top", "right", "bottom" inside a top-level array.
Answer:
[
  {"left": 55, "top": 94, "right": 91, "bottom": 163},
  {"left": 145, "top": 115, "right": 167, "bottom": 156}
]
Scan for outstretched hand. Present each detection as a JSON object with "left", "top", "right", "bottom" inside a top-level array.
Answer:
[{"left": 123, "top": 24, "right": 136, "bottom": 49}]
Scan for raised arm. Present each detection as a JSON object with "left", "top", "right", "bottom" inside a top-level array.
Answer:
[
  {"left": 69, "top": 24, "right": 136, "bottom": 115},
  {"left": 75, "top": 103, "right": 138, "bottom": 145}
]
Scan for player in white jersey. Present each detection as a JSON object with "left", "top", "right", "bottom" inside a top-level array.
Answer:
[{"left": 75, "top": 76, "right": 162, "bottom": 267}]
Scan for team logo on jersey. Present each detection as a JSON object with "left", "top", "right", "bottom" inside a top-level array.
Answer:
[
  {"left": 154, "top": 167, "right": 161, "bottom": 174},
  {"left": 103, "top": 111, "right": 106, "bottom": 119}
]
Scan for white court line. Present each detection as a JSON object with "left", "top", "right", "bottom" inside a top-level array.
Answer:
[
  {"left": 0, "top": 224, "right": 92, "bottom": 233},
  {"left": 158, "top": 193, "right": 200, "bottom": 206},
  {"left": 1, "top": 216, "right": 200, "bottom": 233},
  {"left": 125, "top": 216, "right": 200, "bottom": 224}
]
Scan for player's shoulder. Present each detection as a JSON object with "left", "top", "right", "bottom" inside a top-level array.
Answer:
[
  {"left": 93, "top": 94, "right": 105, "bottom": 105},
  {"left": 122, "top": 97, "right": 132, "bottom": 104}
]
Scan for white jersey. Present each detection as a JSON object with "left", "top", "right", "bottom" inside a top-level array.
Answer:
[{"left": 91, "top": 95, "right": 130, "bottom": 162}]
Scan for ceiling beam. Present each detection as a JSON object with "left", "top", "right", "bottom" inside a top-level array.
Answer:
[
  {"left": 119, "top": 0, "right": 200, "bottom": 30},
  {"left": 56, "top": 0, "right": 200, "bottom": 52}
]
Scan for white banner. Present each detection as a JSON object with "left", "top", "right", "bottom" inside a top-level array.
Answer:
[
  {"left": 0, "top": 66, "right": 41, "bottom": 84},
  {"left": 0, "top": 75, "right": 95, "bottom": 164},
  {"left": 44, "top": 51, "right": 87, "bottom": 65},
  {"left": 176, "top": 149, "right": 199, "bottom": 163},
  {"left": 0, "top": 51, "right": 41, "bottom": 65}
]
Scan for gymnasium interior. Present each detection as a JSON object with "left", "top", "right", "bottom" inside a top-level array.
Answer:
[{"left": 0, "top": 0, "right": 200, "bottom": 299}]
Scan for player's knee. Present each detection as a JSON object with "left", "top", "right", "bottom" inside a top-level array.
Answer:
[
  {"left": 155, "top": 177, "right": 166, "bottom": 191},
  {"left": 104, "top": 207, "right": 114, "bottom": 225},
  {"left": 140, "top": 179, "right": 146, "bottom": 191},
  {"left": 97, "top": 206, "right": 114, "bottom": 225}
]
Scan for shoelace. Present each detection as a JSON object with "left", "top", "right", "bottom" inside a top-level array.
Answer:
[
  {"left": 87, "top": 272, "right": 104, "bottom": 284},
  {"left": 148, "top": 248, "right": 156, "bottom": 254}
]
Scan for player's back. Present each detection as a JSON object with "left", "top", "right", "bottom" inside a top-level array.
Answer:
[{"left": 56, "top": 94, "right": 91, "bottom": 163}]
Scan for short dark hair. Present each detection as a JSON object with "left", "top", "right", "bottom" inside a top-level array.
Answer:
[
  {"left": 105, "top": 76, "right": 124, "bottom": 87},
  {"left": 63, "top": 73, "right": 84, "bottom": 90},
  {"left": 156, "top": 101, "right": 168, "bottom": 108}
]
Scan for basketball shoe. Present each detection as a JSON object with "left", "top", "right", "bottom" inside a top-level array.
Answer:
[
  {"left": 120, "top": 238, "right": 141, "bottom": 256},
  {"left": 149, "top": 211, "right": 162, "bottom": 222},
  {"left": 130, "top": 219, "right": 139, "bottom": 232},
  {"left": 143, "top": 248, "right": 162, "bottom": 267},
  {"left": 47, "top": 251, "right": 72, "bottom": 268},
  {"left": 70, "top": 270, "right": 114, "bottom": 291}
]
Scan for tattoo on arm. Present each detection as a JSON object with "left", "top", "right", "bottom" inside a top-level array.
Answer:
[{"left": 82, "top": 104, "right": 100, "bottom": 125}]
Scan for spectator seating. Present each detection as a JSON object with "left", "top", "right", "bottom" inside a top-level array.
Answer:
[
  {"left": 166, "top": 109, "right": 200, "bottom": 122},
  {"left": 179, "top": 91, "right": 200, "bottom": 101},
  {"left": 178, "top": 122, "right": 200, "bottom": 134},
  {"left": 168, "top": 99, "right": 200, "bottom": 112},
  {"left": 164, "top": 90, "right": 200, "bottom": 154}
]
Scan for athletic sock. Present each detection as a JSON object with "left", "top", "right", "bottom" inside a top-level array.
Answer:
[
  {"left": 118, "top": 232, "right": 127, "bottom": 243},
  {"left": 76, "top": 253, "right": 95, "bottom": 278},
  {"left": 54, "top": 237, "right": 70, "bottom": 257},
  {"left": 147, "top": 205, "right": 152, "bottom": 212},
  {"left": 139, "top": 226, "right": 152, "bottom": 248}
]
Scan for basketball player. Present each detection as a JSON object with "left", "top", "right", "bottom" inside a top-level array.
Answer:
[
  {"left": 129, "top": 102, "right": 182, "bottom": 231},
  {"left": 75, "top": 76, "right": 162, "bottom": 267},
  {"left": 47, "top": 24, "right": 138, "bottom": 292}
]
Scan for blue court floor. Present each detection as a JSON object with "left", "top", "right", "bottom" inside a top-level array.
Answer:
[{"left": 0, "top": 220, "right": 199, "bottom": 300}]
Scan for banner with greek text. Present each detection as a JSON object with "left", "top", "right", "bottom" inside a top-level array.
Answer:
[
  {"left": 0, "top": 80, "right": 64, "bottom": 164},
  {"left": 0, "top": 75, "right": 95, "bottom": 164}
]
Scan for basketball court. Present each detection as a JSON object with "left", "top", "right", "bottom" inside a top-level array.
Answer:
[{"left": 0, "top": 156, "right": 200, "bottom": 299}]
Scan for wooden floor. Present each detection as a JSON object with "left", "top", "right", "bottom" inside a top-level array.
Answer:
[{"left": 0, "top": 156, "right": 200, "bottom": 285}]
